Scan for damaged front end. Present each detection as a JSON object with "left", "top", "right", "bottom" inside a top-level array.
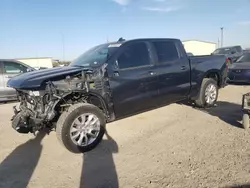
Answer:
[{"left": 10, "top": 64, "right": 112, "bottom": 134}]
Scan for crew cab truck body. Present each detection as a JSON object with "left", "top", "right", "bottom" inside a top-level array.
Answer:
[{"left": 7, "top": 38, "right": 228, "bottom": 153}]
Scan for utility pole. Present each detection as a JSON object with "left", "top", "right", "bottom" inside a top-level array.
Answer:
[
  {"left": 62, "top": 34, "right": 65, "bottom": 62},
  {"left": 217, "top": 38, "right": 220, "bottom": 48},
  {"left": 220, "top": 27, "right": 224, "bottom": 47}
]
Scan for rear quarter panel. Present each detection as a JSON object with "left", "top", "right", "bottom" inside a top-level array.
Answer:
[{"left": 189, "top": 55, "right": 227, "bottom": 99}]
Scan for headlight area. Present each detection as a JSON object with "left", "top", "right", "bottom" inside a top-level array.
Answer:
[
  {"left": 16, "top": 90, "right": 40, "bottom": 105},
  {"left": 11, "top": 71, "right": 101, "bottom": 135}
]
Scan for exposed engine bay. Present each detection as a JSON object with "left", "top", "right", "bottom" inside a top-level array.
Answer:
[{"left": 11, "top": 64, "right": 111, "bottom": 134}]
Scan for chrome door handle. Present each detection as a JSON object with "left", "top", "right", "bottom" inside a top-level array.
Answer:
[
  {"left": 149, "top": 71, "right": 155, "bottom": 75},
  {"left": 181, "top": 66, "right": 186, "bottom": 70},
  {"left": 113, "top": 71, "right": 119, "bottom": 77}
]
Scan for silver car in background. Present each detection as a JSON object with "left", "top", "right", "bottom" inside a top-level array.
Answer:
[
  {"left": 212, "top": 45, "right": 243, "bottom": 63},
  {"left": 0, "top": 59, "right": 35, "bottom": 101}
]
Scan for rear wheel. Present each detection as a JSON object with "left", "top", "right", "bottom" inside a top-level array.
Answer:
[
  {"left": 195, "top": 78, "right": 218, "bottom": 108},
  {"left": 242, "top": 113, "right": 250, "bottom": 129},
  {"left": 56, "top": 103, "right": 106, "bottom": 153}
]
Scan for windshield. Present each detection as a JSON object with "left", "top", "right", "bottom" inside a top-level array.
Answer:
[
  {"left": 236, "top": 53, "right": 250, "bottom": 63},
  {"left": 70, "top": 43, "right": 120, "bottom": 67},
  {"left": 213, "top": 48, "right": 233, "bottom": 55}
]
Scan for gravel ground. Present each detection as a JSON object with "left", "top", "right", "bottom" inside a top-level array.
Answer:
[{"left": 1, "top": 85, "right": 250, "bottom": 188}]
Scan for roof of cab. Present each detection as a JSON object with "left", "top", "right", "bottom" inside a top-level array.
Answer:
[
  {"left": 107, "top": 38, "right": 180, "bottom": 46},
  {"left": 122, "top": 38, "right": 179, "bottom": 43},
  {"left": 216, "top": 45, "right": 242, "bottom": 49}
]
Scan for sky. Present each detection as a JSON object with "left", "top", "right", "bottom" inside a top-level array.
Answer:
[{"left": 0, "top": 0, "right": 250, "bottom": 61}]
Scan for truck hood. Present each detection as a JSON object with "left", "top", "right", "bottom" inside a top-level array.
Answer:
[{"left": 7, "top": 66, "right": 86, "bottom": 89}]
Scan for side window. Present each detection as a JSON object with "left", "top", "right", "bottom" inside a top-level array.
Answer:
[
  {"left": 235, "top": 46, "right": 242, "bottom": 52},
  {"left": 117, "top": 42, "right": 150, "bottom": 69},
  {"left": 3, "top": 62, "right": 27, "bottom": 74},
  {"left": 153, "top": 41, "right": 179, "bottom": 63},
  {"left": 231, "top": 48, "right": 237, "bottom": 54}
]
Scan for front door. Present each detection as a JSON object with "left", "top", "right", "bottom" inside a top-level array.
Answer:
[{"left": 108, "top": 41, "right": 159, "bottom": 118}]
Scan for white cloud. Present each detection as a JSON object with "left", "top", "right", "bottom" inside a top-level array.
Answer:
[
  {"left": 238, "top": 21, "right": 250, "bottom": 25},
  {"left": 111, "top": 0, "right": 131, "bottom": 6},
  {"left": 142, "top": 6, "right": 180, "bottom": 12}
]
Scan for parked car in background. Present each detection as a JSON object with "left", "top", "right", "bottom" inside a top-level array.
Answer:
[
  {"left": 0, "top": 59, "right": 35, "bottom": 101},
  {"left": 243, "top": 49, "right": 250, "bottom": 54},
  {"left": 7, "top": 38, "right": 228, "bottom": 153},
  {"left": 212, "top": 45, "right": 243, "bottom": 63},
  {"left": 227, "top": 52, "right": 250, "bottom": 83},
  {"left": 187, "top": 52, "right": 194, "bottom": 56}
]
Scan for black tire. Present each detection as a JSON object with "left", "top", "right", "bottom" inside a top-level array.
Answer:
[
  {"left": 195, "top": 78, "right": 218, "bottom": 108},
  {"left": 56, "top": 103, "right": 106, "bottom": 153},
  {"left": 242, "top": 113, "right": 250, "bottom": 129}
]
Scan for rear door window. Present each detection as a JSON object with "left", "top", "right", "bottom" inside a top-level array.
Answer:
[
  {"left": 117, "top": 42, "right": 151, "bottom": 69},
  {"left": 153, "top": 41, "right": 180, "bottom": 63},
  {"left": 235, "top": 46, "right": 242, "bottom": 52},
  {"left": 3, "top": 61, "right": 27, "bottom": 74}
]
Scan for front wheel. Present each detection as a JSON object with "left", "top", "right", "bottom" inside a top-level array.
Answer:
[
  {"left": 195, "top": 78, "right": 218, "bottom": 108},
  {"left": 56, "top": 103, "right": 106, "bottom": 153}
]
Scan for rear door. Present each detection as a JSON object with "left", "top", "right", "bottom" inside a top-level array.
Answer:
[
  {"left": 108, "top": 41, "right": 159, "bottom": 117},
  {"left": 2, "top": 61, "right": 28, "bottom": 98},
  {"left": 151, "top": 40, "right": 190, "bottom": 103}
]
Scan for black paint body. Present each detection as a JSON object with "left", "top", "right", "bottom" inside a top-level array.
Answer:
[{"left": 8, "top": 38, "right": 228, "bottom": 120}]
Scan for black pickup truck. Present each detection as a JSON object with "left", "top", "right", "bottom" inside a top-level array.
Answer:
[{"left": 7, "top": 38, "right": 228, "bottom": 153}]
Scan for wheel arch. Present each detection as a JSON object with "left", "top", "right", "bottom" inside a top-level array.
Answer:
[
  {"left": 202, "top": 69, "right": 221, "bottom": 87},
  {"left": 53, "top": 90, "right": 114, "bottom": 121}
]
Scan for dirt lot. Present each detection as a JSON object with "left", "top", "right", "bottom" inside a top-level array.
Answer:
[{"left": 1, "top": 85, "right": 250, "bottom": 188}]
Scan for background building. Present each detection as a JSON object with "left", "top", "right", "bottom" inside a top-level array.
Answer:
[
  {"left": 182, "top": 40, "right": 217, "bottom": 56},
  {"left": 16, "top": 57, "right": 53, "bottom": 69}
]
